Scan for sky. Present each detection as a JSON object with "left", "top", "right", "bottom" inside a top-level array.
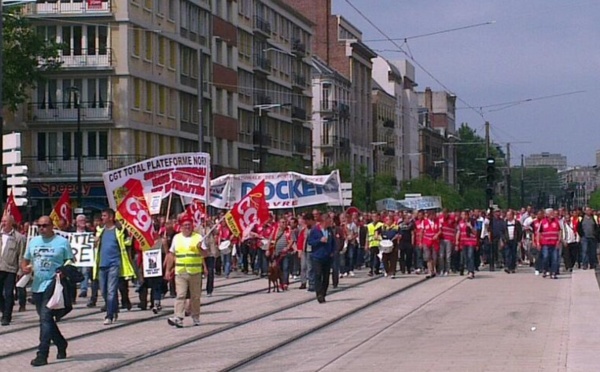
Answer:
[{"left": 332, "top": 0, "right": 600, "bottom": 166}]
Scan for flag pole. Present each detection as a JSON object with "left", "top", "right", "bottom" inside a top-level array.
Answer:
[{"left": 166, "top": 193, "right": 174, "bottom": 219}]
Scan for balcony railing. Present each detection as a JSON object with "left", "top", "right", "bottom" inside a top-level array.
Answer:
[
  {"left": 383, "top": 119, "right": 395, "bottom": 128},
  {"left": 24, "top": 0, "right": 112, "bottom": 16},
  {"left": 320, "top": 135, "right": 350, "bottom": 149},
  {"left": 28, "top": 101, "right": 113, "bottom": 122},
  {"left": 22, "top": 155, "right": 147, "bottom": 177},
  {"left": 294, "top": 142, "right": 307, "bottom": 154},
  {"left": 339, "top": 103, "right": 350, "bottom": 119},
  {"left": 254, "top": 55, "right": 272, "bottom": 73},
  {"left": 321, "top": 99, "right": 338, "bottom": 112},
  {"left": 254, "top": 16, "right": 272, "bottom": 35},
  {"left": 383, "top": 147, "right": 396, "bottom": 156},
  {"left": 292, "top": 39, "right": 306, "bottom": 57},
  {"left": 254, "top": 94, "right": 272, "bottom": 105},
  {"left": 291, "top": 106, "right": 307, "bottom": 121},
  {"left": 58, "top": 48, "right": 112, "bottom": 69},
  {"left": 292, "top": 73, "right": 307, "bottom": 89}
]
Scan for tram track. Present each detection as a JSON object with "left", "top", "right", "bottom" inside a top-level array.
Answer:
[{"left": 0, "top": 275, "right": 262, "bottom": 359}]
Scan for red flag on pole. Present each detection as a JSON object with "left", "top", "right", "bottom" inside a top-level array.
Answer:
[
  {"left": 115, "top": 179, "right": 156, "bottom": 251},
  {"left": 186, "top": 199, "right": 206, "bottom": 227},
  {"left": 3, "top": 190, "right": 23, "bottom": 225},
  {"left": 50, "top": 190, "right": 72, "bottom": 228},
  {"left": 225, "top": 180, "right": 269, "bottom": 239}
]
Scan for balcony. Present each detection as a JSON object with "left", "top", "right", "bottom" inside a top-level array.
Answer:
[
  {"left": 383, "top": 119, "right": 395, "bottom": 128},
  {"left": 292, "top": 73, "right": 307, "bottom": 89},
  {"left": 254, "top": 55, "right": 272, "bottom": 74},
  {"left": 293, "top": 142, "right": 308, "bottom": 154},
  {"left": 339, "top": 103, "right": 350, "bottom": 119},
  {"left": 321, "top": 99, "right": 338, "bottom": 112},
  {"left": 253, "top": 131, "right": 272, "bottom": 147},
  {"left": 254, "top": 16, "right": 272, "bottom": 36},
  {"left": 291, "top": 106, "right": 307, "bottom": 121},
  {"left": 23, "top": 0, "right": 112, "bottom": 16},
  {"left": 254, "top": 94, "right": 272, "bottom": 105},
  {"left": 292, "top": 39, "right": 307, "bottom": 57},
  {"left": 58, "top": 48, "right": 112, "bottom": 69},
  {"left": 28, "top": 101, "right": 113, "bottom": 123},
  {"left": 22, "top": 155, "right": 147, "bottom": 178},
  {"left": 383, "top": 147, "right": 396, "bottom": 156}
]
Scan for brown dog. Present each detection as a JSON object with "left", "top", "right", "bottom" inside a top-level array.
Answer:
[{"left": 267, "top": 261, "right": 281, "bottom": 293}]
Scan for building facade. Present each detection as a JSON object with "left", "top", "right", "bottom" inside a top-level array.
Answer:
[
  {"left": 283, "top": 0, "right": 377, "bottom": 175},
  {"left": 10, "top": 0, "right": 313, "bottom": 214},
  {"left": 371, "top": 80, "right": 397, "bottom": 177},
  {"left": 311, "top": 56, "right": 351, "bottom": 172},
  {"left": 559, "top": 166, "right": 597, "bottom": 208},
  {"left": 525, "top": 152, "right": 568, "bottom": 171}
]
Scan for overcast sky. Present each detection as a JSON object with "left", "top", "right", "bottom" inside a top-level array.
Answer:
[{"left": 333, "top": 0, "right": 600, "bottom": 166}]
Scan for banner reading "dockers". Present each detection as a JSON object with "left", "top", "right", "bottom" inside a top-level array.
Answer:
[
  {"left": 210, "top": 170, "right": 342, "bottom": 210},
  {"left": 103, "top": 153, "right": 211, "bottom": 209}
]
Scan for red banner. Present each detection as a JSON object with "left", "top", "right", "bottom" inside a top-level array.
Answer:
[
  {"left": 115, "top": 179, "right": 155, "bottom": 251},
  {"left": 3, "top": 191, "right": 22, "bottom": 225},
  {"left": 87, "top": 0, "right": 103, "bottom": 9},
  {"left": 186, "top": 200, "right": 206, "bottom": 227},
  {"left": 50, "top": 190, "right": 72, "bottom": 228},
  {"left": 225, "top": 180, "right": 269, "bottom": 239}
]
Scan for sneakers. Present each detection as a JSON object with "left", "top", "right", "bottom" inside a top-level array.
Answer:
[
  {"left": 103, "top": 318, "right": 113, "bottom": 326},
  {"left": 192, "top": 317, "right": 200, "bottom": 326},
  {"left": 168, "top": 317, "right": 183, "bottom": 328},
  {"left": 349, "top": 271, "right": 355, "bottom": 277},
  {"left": 535, "top": 270, "right": 540, "bottom": 276},
  {"left": 467, "top": 272, "right": 474, "bottom": 279}
]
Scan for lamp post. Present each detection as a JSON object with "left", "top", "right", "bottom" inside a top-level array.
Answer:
[
  {"left": 67, "top": 86, "right": 82, "bottom": 209},
  {"left": 0, "top": 0, "right": 38, "bottom": 210},
  {"left": 254, "top": 103, "right": 290, "bottom": 173}
]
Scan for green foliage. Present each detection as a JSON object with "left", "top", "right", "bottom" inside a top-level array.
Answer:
[
  {"left": 509, "top": 166, "right": 561, "bottom": 208},
  {"left": 589, "top": 189, "right": 600, "bottom": 210},
  {"left": 3, "top": 9, "right": 63, "bottom": 111}
]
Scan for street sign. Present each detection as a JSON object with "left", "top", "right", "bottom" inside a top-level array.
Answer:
[
  {"left": 2, "top": 133, "right": 21, "bottom": 151},
  {"left": 11, "top": 187, "right": 27, "bottom": 197},
  {"left": 7, "top": 176, "right": 28, "bottom": 186},
  {"left": 2, "top": 151, "right": 21, "bottom": 165},
  {"left": 13, "top": 197, "right": 28, "bottom": 207},
  {"left": 7, "top": 165, "right": 28, "bottom": 175}
]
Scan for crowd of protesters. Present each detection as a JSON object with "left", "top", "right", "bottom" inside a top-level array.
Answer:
[{"left": 1, "top": 204, "right": 599, "bottom": 366}]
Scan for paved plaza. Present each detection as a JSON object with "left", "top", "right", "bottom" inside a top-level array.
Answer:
[{"left": 0, "top": 267, "right": 598, "bottom": 371}]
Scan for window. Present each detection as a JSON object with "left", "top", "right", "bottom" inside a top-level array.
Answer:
[
  {"left": 144, "top": 31, "right": 153, "bottom": 61},
  {"left": 158, "top": 36, "right": 165, "bottom": 65},
  {"left": 168, "top": 89, "right": 177, "bottom": 118},
  {"left": 133, "top": 78, "right": 141, "bottom": 109},
  {"left": 156, "top": 0, "right": 163, "bottom": 14},
  {"left": 168, "top": 0, "right": 176, "bottom": 21},
  {"left": 158, "top": 85, "right": 167, "bottom": 115},
  {"left": 226, "top": 0, "right": 233, "bottom": 21},
  {"left": 169, "top": 40, "right": 176, "bottom": 69},
  {"left": 87, "top": 131, "right": 108, "bottom": 158},
  {"left": 214, "top": 88, "right": 223, "bottom": 114},
  {"left": 215, "top": 39, "right": 223, "bottom": 64},
  {"left": 145, "top": 81, "right": 153, "bottom": 112},
  {"left": 239, "top": 0, "right": 251, "bottom": 18},
  {"left": 226, "top": 45, "right": 233, "bottom": 68},
  {"left": 144, "top": 0, "right": 152, "bottom": 10},
  {"left": 227, "top": 92, "right": 234, "bottom": 116},
  {"left": 132, "top": 29, "right": 140, "bottom": 57}
]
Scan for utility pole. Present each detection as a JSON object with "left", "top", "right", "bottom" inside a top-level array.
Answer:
[
  {"left": 485, "top": 121, "right": 490, "bottom": 158},
  {"left": 506, "top": 143, "right": 511, "bottom": 208},
  {"left": 520, "top": 154, "right": 525, "bottom": 207},
  {"left": 197, "top": 48, "right": 204, "bottom": 153}
]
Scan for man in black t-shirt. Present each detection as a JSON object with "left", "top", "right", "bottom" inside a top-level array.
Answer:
[{"left": 398, "top": 211, "right": 415, "bottom": 274}]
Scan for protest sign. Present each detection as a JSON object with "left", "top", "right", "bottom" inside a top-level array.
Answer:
[
  {"left": 142, "top": 249, "right": 163, "bottom": 278},
  {"left": 210, "top": 170, "right": 342, "bottom": 210},
  {"left": 103, "top": 152, "right": 211, "bottom": 209},
  {"left": 27, "top": 226, "right": 95, "bottom": 267}
]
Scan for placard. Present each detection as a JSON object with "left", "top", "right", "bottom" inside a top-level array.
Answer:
[
  {"left": 27, "top": 226, "right": 96, "bottom": 267},
  {"left": 143, "top": 249, "right": 163, "bottom": 278}
]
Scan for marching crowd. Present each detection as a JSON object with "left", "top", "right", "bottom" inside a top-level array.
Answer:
[{"left": 0, "top": 204, "right": 598, "bottom": 366}]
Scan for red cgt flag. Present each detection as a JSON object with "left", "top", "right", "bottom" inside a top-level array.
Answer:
[
  {"left": 50, "top": 190, "right": 72, "bottom": 228},
  {"left": 186, "top": 199, "right": 206, "bottom": 227},
  {"left": 3, "top": 190, "right": 23, "bottom": 225},
  {"left": 225, "top": 180, "right": 269, "bottom": 239},
  {"left": 115, "top": 179, "right": 155, "bottom": 251}
]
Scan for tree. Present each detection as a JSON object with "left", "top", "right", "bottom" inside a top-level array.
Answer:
[
  {"left": 589, "top": 189, "right": 600, "bottom": 210},
  {"left": 3, "top": 9, "right": 62, "bottom": 111}
]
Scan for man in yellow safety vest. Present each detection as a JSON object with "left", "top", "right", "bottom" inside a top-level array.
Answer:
[{"left": 365, "top": 212, "right": 383, "bottom": 276}]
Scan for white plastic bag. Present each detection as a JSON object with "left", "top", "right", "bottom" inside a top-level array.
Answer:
[
  {"left": 46, "top": 273, "right": 65, "bottom": 310},
  {"left": 16, "top": 274, "right": 32, "bottom": 288}
]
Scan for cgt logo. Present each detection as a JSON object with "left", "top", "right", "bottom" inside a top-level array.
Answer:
[{"left": 241, "top": 180, "right": 332, "bottom": 201}]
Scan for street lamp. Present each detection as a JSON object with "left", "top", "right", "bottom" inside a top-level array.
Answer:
[
  {"left": 253, "top": 103, "right": 290, "bottom": 173},
  {"left": 67, "top": 86, "right": 82, "bottom": 210},
  {"left": 0, "top": 0, "right": 37, "bottom": 210}
]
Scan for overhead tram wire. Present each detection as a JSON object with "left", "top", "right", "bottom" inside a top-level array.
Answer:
[
  {"left": 455, "top": 90, "right": 586, "bottom": 113},
  {"left": 364, "top": 21, "right": 496, "bottom": 42},
  {"left": 344, "top": 0, "right": 486, "bottom": 121}
]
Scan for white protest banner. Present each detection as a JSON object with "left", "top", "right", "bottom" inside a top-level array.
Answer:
[
  {"left": 210, "top": 170, "right": 342, "bottom": 210},
  {"left": 397, "top": 196, "right": 442, "bottom": 211},
  {"left": 103, "top": 152, "right": 211, "bottom": 209},
  {"left": 145, "top": 192, "right": 164, "bottom": 215},
  {"left": 27, "top": 227, "right": 96, "bottom": 267},
  {"left": 142, "top": 249, "right": 163, "bottom": 278}
]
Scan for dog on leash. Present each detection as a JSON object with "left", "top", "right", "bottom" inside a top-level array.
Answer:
[{"left": 267, "top": 261, "right": 281, "bottom": 293}]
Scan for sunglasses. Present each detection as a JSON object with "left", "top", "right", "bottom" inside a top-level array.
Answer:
[{"left": 38, "top": 224, "right": 52, "bottom": 228}]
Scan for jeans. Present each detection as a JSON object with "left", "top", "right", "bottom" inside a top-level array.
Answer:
[
  {"left": 504, "top": 240, "right": 518, "bottom": 271},
  {"left": 563, "top": 242, "right": 579, "bottom": 270},
  {"left": 279, "top": 254, "right": 291, "bottom": 285},
  {"left": 399, "top": 242, "right": 413, "bottom": 273},
  {"left": 439, "top": 240, "right": 453, "bottom": 273},
  {"left": 369, "top": 247, "right": 380, "bottom": 274},
  {"left": 311, "top": 258, "right": 332, "bottom": 300},
  {"left": 460, "top": 246, "right": 476, "bottom": 274},
  {"left": 343, "top": 242, "right": 356, "bottom": 273},
  {"left": 332, "top": 251, "right": 340, "bottom": 287},
  {"left": 205, "top": 257, "right": 216, "bottom": 295},
  {"left": 489, "top": 239, "right": 501, "bottom": 270},
  {"left": 221, "top": 253, "right": 232, "bottom": 278},
  {"left": 99, "top": 265, "right": 120, "bottom": 320},
  {"left": 542, "top": 245, "right": 559, "bottom": 274},
  {"left": 305, "top": 250, "right": 314, "bottom": 290},
  {"left": 0, "top": 271, "right": 16, "bottom": 322},
  {"left": 255, "top": 249, "right": 268, "bottom": 276},
  {"left": 415, "top": 246, "right": 424, "bottom": 271},
  {"left": 89, "top": 279, "right": 99, "bottom": 304},
  {"left": 33, "top": 290, "right": 67, "bottom": 359},
  {"left": 80, "top": 267, "right": 90, "bottom": 293},
  {"left": 581, "top": 237, "right": 597, "bottom": 268}
]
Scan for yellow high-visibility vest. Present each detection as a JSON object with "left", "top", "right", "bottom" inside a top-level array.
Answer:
[
  {"left": 173, "top": 232, "right": 204, "bottom": 275},
  {"left": 367, "top": 222, "right": 383, "bottom": 248}
]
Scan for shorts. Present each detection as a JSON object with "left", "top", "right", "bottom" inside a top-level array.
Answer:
[{"left": 423, "top": 246, "right": 437, "bottom": 262}]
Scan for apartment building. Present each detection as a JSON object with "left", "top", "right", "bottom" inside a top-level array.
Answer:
[
  {"left": 371, "top": 80, "right": 396, "bottom": 177},
  {"left": 525, "top": 152, "right": 568, "bottom": 171},
  {"left": 9, "top": 0, "right": 312, "bottom": 214},
  {"left": 283, "top": 0, "right": 377, "bottom": 175},
  {"left": 311, "top": 56, "right": 351, "bottom": 172}
]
